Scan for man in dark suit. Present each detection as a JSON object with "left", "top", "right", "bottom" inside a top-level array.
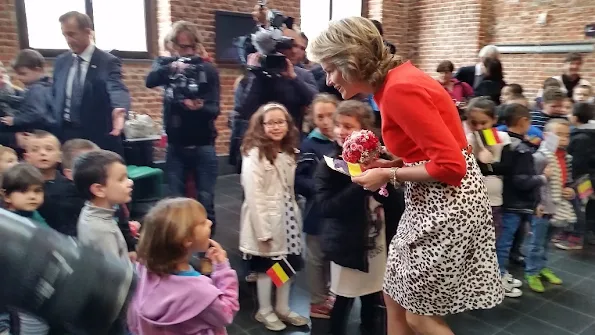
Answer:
[
  {"left": 52, "top": 11, "right": 130, "bottom": 155},
  {"left": 455, "top": 44, "right": 500, "bottom": 90}
]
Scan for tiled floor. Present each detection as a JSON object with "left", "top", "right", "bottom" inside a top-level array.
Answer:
[{"left": 212, "top": 175, "right": 595, "bottom": 335}]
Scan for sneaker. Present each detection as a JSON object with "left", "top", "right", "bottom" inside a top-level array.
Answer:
[
  {"left": 255, "top": 311, "right": 286, "bottom": 331},
  {"left": 540, "top": 268, "right": 562, "bottom": 285},
  {"left": 245, "top": 272, "right": 258, "bottom": 283},
  {"left": 525, "top": 274, "right": 545, "bottom": 293},
  {"left": 501, "top": 275, "right": 522, "bottom": 298},
  {"left": 551, "top": 231, "right": 568, "bottom": 243},
  {"left": 503, "top": 272, "right": 523, "bottom": 288},
  {"left": 555, "top": 236, "right": 584, "bottom": 250},
  {"left": 310, "top": 303, "right": 332, "bottom": 319}
]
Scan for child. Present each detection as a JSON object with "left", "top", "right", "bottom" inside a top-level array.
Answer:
[
  {"left": 501, "top": 83, "right": 523, "bottom": 105},
  {"left": 573, "top": 84, "right": 593, "bottom": 103},
  {"left": 567, "top": 103, "right": 595, "bottom": 247},
  {"left": 239, "top": 103, "right": 308, "bottom": 331},
  {"left": 0, "top": 145, "right": 18, "bottom": 174},
  {"left": 295, "top": 93, "right": 338, "bottom": 319},
  {"left": 314, "top": 100, "right": 403, "bottom": 335},
  {"left": 73, "top": 150, "right": 133, "bottom": 264},
  {"left": 24, "top": 130, "right": 61, "bottom": 181},
  {"left": 128, "top": 198, "right": 239, "bottom": 334},
  {"left": 465, "top": 97, "right": 523, "bottom": 297},
  {"left": 562, "top": 97, "right": 574, "bottom": 116},
  {"left": 0, "top": 49, "right": 54, "bottom": 135},
  {"left": 498, "top": 104, "right": 549, "bottom": 295},
  {"left": 527, "top": 119, "right": 574, "bottom": 291},
  {"left": 1, "top": 163, "right": 49, "bottom": 334},
  {"left": 531, "top": 87, "right": 568, "bottom": 132},
  {"left": 535, "top": 77, "right": 562, "bottom": 111}
]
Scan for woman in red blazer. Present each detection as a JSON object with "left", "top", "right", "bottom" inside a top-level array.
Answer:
[{"left": 310, "top": 17, "right": 503, "bottom": 335}]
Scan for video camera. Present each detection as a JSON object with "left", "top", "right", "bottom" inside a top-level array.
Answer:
[
  {"left": 157, "top": 56, "right": 208, "bottom": 103},
  {"left": 0, "top": 209, "right": 136, "bottom": 335},
  {"left": 235, "top": 0, "right": 296, "bottom": 77}
]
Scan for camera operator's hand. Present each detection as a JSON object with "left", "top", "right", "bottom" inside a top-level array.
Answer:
[
  {"left": 183, "top": 99, "right": 204, "bottom": 110},
  {"left": 171, "top": 61, "right": 190, "bottom": 73},
  {"left": 247, "top": 53, "right": 261, "bottom": 67},
  {"left": 281, "top": 58, "right": 297, "bottom": 79},
  {"left": 1, "top": 116, "right": 14, "bottom": 126}
]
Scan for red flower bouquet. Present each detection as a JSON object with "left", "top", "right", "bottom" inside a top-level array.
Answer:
[{"left": 342, "top": 130, "right": 388, "bottom": 196}]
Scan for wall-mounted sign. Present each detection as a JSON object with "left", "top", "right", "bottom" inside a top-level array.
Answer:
[{"left": 586, "top": 24, "right": 595, "bottom": 38}]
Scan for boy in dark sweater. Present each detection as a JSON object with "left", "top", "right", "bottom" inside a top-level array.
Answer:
[
  {"left": 295, "top": 94, "right": 337, "bottom": 319},
  {"left": 497, "top": 104, "right": 550, "bottom": 290},
  {"left": 0, "top": 49, "right": 54, "bottom": 138},
  {"left": 531, "top": 88, "right": 568, "bottom": 132},
  {"left": 567, "top": 103, "right": 595, "bottom": 246}
]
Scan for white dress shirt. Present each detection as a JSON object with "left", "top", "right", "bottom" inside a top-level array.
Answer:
[{"left": 64, "top": 44, "right": 95, "bottom": 120}]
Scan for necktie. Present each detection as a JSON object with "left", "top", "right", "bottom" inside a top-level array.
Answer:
[{"left": 69, "top": 55, "right": 84, "bottom": 124}]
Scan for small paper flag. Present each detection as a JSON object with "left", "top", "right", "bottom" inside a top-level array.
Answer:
[
  {"left": 479, "top": 128, "right": 502, "bottom": 146},
  {"left": 266, "top": 257, "right": 296, "bottom": 287},
  {"left": 577, "top": 178, "right": 593, "bottom": 200}
]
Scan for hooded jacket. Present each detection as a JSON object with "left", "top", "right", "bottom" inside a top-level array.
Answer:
[{"left": 127, "top": 261, "right": 239, "bottom": 335}]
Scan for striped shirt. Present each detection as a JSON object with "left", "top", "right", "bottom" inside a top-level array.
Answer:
[{"left": 530, "top": 110, "right": 567, "bottom": 132}]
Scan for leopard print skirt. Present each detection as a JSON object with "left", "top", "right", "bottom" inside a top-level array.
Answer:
[{"left": 383, "top": 149, "right": 504, "bottom": 315}]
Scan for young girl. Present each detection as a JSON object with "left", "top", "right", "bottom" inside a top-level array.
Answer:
[
  {"left": 465, "top": 97, "right": 522, "bottom": 298},
  {"left": 314, "top": 100, "right": 404, "bottom": 335},
  {"left": 239, "top": 103, "right": 307, "bottom": 331},
  {"left": 127, "top": 197, "right": 239, "bottom": 335},
  {"left": 1, "top": 163, "right": 49, "bottom": 335},
  {"left": 295, "top": 94, "right": 338, "bottom": 319}
]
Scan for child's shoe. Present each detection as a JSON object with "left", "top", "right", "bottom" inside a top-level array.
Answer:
[
  {"left": 255, "top": 311, "right": 286, "bottom": 331},
  {"left": 551, "top": 231, "right": 568, "bottom": 243},
  {"left": 275, "top": 310, "right": 309, "bottom": 327},
  {"left": 525, "top": 274, "right": 545, "bottom": 293},
  {"left": 502, "top": 274, "right": 522, "bottom": 298},
  {"left": 310, "top": 303, "right": 332, "bottom": 319},
  {"left": 555, "top": 235, "right": 584, "bottom": 250},
  {"left": 540, "top": 268, "right": 562, "bottom": 285}
]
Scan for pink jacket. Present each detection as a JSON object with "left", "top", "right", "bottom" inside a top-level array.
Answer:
[
  {"left": 442, "top": 79, "right": 474, "bottom": 103},
  {"left": 127, "top": 261, "right": 239, "bottom": 335}
]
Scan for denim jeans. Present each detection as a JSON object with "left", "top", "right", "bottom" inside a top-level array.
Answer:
[
  {"left": 166, "top": 144, "right": 218, "bottom": 232},
  {"left": 497, "top": 212, "right": 532, "bottom": 275},
  {"left": 525, "top": 215, "right": 554, "bottom": 276}
]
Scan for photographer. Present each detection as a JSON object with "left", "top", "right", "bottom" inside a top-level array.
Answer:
[{"left": 145, "top": 21, "right": 220, "bottom": 232}]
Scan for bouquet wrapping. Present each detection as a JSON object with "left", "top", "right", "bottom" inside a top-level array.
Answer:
[{"left": 342, "top": 130, "right": 388, "bottom": 196}]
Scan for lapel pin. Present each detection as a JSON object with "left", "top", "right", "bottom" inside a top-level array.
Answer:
[{"left": 91, "top": 64, "right": 97, "bottom": 68}]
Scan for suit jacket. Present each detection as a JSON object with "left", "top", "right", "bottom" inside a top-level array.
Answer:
[
  {"left": 454, "top": 64, "right": 477, "bottom": 88},
  {"left": 52, "top": 48, "right": 130, "bottom": 154}
]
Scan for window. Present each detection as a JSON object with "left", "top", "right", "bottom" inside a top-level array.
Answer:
[
  {"left": 16, "top": 0, "right": 154, "bottom": 59},
  {"left": 300, "top": 0, "right": 362, "bottom": 52}
]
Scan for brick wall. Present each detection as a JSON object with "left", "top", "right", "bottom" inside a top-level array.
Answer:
[
  {"left": 409, "top": 0, "right": 595, "bottom": 99},
  {"left": 0, "top": 0, "right": 300, "bottom": 156}
]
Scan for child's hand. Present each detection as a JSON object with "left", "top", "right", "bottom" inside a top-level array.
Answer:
[
  {"left": 562, "top": 187, "right": 575, "bottom": 200},
  {"left": 476, "top": 148, "right": 494, "bottom": 164},
  {"left": 535, "top": 204, "right": 545, "bottom": 218},
  {"left": 206, "top": 239, "right": 228, "bottom": 264},
  {"left": 543, "top": 164, "right": 553, "bottom": 179}
]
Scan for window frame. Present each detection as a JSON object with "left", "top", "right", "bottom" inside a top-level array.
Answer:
[{"left": 15, "top": 0, "right": 156, "bottom": 59}]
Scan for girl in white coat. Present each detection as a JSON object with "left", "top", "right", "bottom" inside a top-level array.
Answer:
[{"left": 239, "top": 103, "right": 308, "bottom": 331}]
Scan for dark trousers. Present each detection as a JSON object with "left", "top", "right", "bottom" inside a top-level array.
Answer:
[
  {"left": 60, "top": 122, "right": 124, "bottom": 157},
  {"left": 166, "top": 144, "right": 218, "bottom": 233},
  {"left": 330, "top": 292, "right": 385, "bottom": 335}
]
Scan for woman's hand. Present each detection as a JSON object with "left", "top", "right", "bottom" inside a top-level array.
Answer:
[{"left": 351, "top": 168, "right": 390, "bottom": 192}]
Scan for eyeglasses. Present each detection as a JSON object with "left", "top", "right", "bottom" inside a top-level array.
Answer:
[{"left": 263, "top": 120, "right": 288, "bottom": 127}]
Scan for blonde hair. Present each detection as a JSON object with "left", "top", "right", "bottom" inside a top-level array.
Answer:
[
  {"left": 169, "top": 21, "right": 203, "bottom": 46},
  {"left": 312, "top": 93, "right": 339, "bottom": 109},
  {"left": 137, "top": 198, "right": 208, "bottom": 276},
  {"left": 309, "top": 17, "right": 402, "bottom": 90}
]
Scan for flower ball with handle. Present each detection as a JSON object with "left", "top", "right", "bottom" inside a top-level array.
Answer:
[{"left": 342, "top": 130, "right": 388, "bottom": 196}]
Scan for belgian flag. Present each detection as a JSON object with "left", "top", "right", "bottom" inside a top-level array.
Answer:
[
  {"left": 266, "top": 257, "right": 296, "bottom": 287},
  {"left": 479, "top": 128, "right": 502, "bottom": 146}
]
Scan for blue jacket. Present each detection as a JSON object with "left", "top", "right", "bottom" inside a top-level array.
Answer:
[
  {"left": 12, "top": 76, "right": 55, "bottom": 132},
  {"left": 295, "top": 129, "right": 335, "bottom": 235}
]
